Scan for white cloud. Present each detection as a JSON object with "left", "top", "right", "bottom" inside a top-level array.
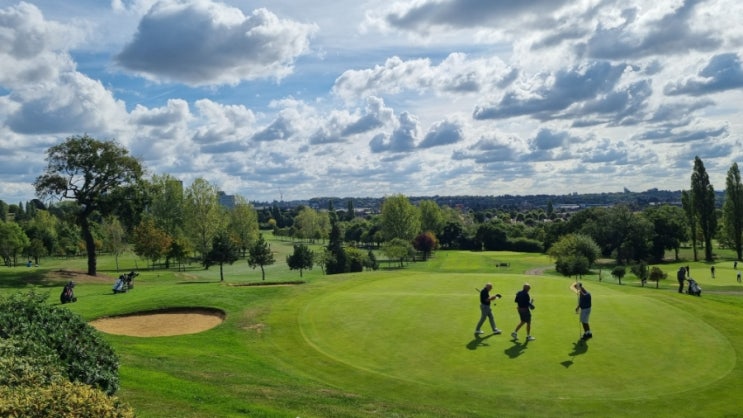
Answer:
[{"left": 116, "top": 0, "right": 317, "bottom": 86}]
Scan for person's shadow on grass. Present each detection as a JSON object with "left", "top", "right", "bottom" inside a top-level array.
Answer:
[
  {"left": 561, "top": 339, "right": 589, "bottom": 368},
  {"left": 504, "top": 340, "right": 529, "bottom": 358},
  {"left": 466, "top": 332, "right": 497, "bottom": 350}
]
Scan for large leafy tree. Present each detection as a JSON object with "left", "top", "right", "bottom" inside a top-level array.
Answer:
[
  {"left": 691, "top": 156, "right": 717, "bottom": 261},
  {"left": 34, "top": 135, "right": 143, "bottom": 275},
  {"left": 380, "top": 194, "right": 420, "bottom": 242},
  {"left": 642, "top": 204, "right": 689, "bottom": 261},
  {"left": 0, "top": 221, "right": 30, "bottom": 266},
  {"left": 723, "top": 162, "right": 743, "bottom": 260},
  {"left": 548, "top": 233, "right": 601, "bottom": 278},
  {"left": 132, "top": 218, "right": 172, "bottom": 268},
  {"left": 228, "top": 195, "right": 259, "bottom": 257},
  {"left": 418, "top": 199, "right": 444, "bottom": 236},
  {"left": 184, "top": 178, "right": 226, "bottom": 263}
]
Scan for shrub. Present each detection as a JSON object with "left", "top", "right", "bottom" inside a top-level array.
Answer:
[
  {"left": 0, "top": 291, "right": 120, "bottom": 394},
  {"left": 0, "top": 337, "right": 64, "bottom": 387},
  {"left": 0, "top": 381, "right": 134, "bottom": 418}
]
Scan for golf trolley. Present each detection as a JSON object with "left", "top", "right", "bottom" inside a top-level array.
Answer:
[
  {"left": 60, "top": 281, "right": 77, "bottom": 304},
  {"left": 685, "top": 278, "right": 702, "bottom": 296},
  {"left": 113, "top": 271, "right": 139, "bottom": 294}
]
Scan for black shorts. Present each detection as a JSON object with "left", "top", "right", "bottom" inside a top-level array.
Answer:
[{"left": 518, "top": 308, "right": 531, "bottom": 323}]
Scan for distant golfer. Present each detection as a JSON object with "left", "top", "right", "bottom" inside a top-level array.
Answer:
[
  {"left": 711, "top": 265, "right": 715, "bottom": 279},
  {"left": 511, "top": 283, "right": 535, "bottom": 341},
  {"left": 677, "top": 266, "right": 686, "bottom": 293},
  {"left": 475, "top": 283, "right": 502, "bottom": 335},
  {"left": 570, "top": 282, "right": 592, "bottom": 340}
]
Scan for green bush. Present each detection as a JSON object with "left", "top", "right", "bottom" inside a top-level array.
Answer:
[
  {"left": 0, "top": 291, "right": 120, "bottom": 394},
  {"left": 0, "top": 337, "right": 65, "bottom": 387}
]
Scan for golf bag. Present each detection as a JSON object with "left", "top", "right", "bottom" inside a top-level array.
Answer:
[
  {"left": 686, "top": 278, "right": 702, "bottom": 296},
  {"left": 60, "top": 281, "right": 77, "bottom": 304},
  {"left": 113, "top": 271, "right": 139, "bottom": 294}
]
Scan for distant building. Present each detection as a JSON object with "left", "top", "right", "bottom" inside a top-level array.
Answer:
[{"left": 218, "top": 191, "right": 236, "bottom": 209}]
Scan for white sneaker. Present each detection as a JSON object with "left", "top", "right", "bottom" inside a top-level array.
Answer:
[
  {"left": 475, "top": 330, "right": 484, "bottom": 334},
  {"left": 527, "top": 335, "right": 536, "bottom": 341},
  {"left": 510, "top": 332, "right": 518, "bottom": 339},
  {"left": 493, "top": 328, "right": 502, "bottom": 334}
]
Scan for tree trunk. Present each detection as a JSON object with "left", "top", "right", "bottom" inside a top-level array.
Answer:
[
  {"left": 220, "top": 263, "right": 224, "bottom": 282},
  {"left": 80, "top": 215, "right": 97, "bottom": 276}
]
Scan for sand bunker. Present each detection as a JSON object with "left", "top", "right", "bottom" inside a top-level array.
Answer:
[{"left": 89, "top": 308, "right": 225, "bottom": 337}]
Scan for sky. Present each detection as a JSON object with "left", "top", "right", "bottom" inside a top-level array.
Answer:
[{"left": 1, "top": 0, "right": 742, "bottom": 204}]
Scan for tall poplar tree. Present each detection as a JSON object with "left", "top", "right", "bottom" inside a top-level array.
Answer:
[
  {"left": 681, "top": 190, "right": 697, "bottom": 261},
  {"left": 723, "top": 162, "right": 743, "bottom": 260},
  {"left": 691, "top": 156, "right": 717, "bottom": 261}
]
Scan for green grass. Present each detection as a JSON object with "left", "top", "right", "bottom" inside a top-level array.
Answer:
[{"left": 2, "top": 242, "right": 743, "bottom": 417}]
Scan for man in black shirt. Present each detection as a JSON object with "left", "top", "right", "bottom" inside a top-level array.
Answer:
[
  {"left": 511, "top": 283, "right": 535, "bottom": 341},
  {"left": 475, "top": 283, "right": 502, "bottom": 335}
]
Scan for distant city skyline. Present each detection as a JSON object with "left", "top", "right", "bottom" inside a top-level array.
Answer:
[{"left": 1, "top": 1, "right": 742, "bottom": 204}]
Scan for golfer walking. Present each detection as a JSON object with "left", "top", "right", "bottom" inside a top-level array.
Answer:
[
  {"left": 570, "top": 282, "right": 592, "bottom": 340},
  {"left": 475, "top": 283, "right": 501, "bottom": 335},
  {"left": 511, "top": 283, "right": 535, "bottom": 341}
]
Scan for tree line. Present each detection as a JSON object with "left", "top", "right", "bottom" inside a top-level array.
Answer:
[{"left": 1, "top": 136, "right": 741, "bottom": 280}]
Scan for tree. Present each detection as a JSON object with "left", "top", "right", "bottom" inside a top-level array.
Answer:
[
  {"left": 643, "top": 205, "right": 689, "bottom": 262},
  {"left": 101, "top": 216, "right": 126, "bottom": 271},
  {"left": 382, "top": 238, "right": 411, "bottom": 268},
  {"left": 286, "top": 243, "right": 314, "bottom": 277},
  {"left": 681, "top": 190, "right": 698, "bottom": 261},
  {"left": 631, "top": 262, "right": 649, "bottom": 286},
  {"left": 419, "top": 200, "right": 444, "bottom": 236},
  {"left": 345, "top": 199, "right": 355, "bottom": 221},
  {"left": 148, "top": 174, "right": 185, "bottom": 239},
  {"left": 247, "top": 234, "right": 275, "bottom": 280},
  {"left": 204, "top": 233, "right": 239, "bottom": 282},
  {"left": 611, "top": 266, "right": 627, "bottom": 285},
  {"left": 132, "top": 218, "right": 172, "bottom": 268},
  {"left": 294, "top": 207, "right": 323, "bottom": 242},
  {"left": 647, "top": 266, "right": 667, "bottom": 289},
  {"left": 229, "top": 196, "right": 259, "bottom": 256},
  {"left": 476, "top": 221, "right": 509, "bottom": 251},
  {"left": 723, "top": 162, "right": 743, "bottom": 260},
  {"left": 34, "top": 135, "right": 143, "bottom": 275},
  {"left": 380, "top": 194, "right": 420, "bottom": 242},
  {"left": 0, "top": 221, "right": 30, "bottom": 266},
  {"left": 412, "top": 231, "right": 438, "bottom": 260},
  {"left": 325, "top": 218, "right": 347, "bottom": 274},
  {"left": 548, "top": 233, "right": 601, "bottom": 279},
  {"left": 691, "top": 156, "right": 717, "bottom": 261},
  {"left": 184, "top": 178, "right": 226, "bottom": 263}
]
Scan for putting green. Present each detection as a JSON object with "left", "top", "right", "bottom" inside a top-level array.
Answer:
[{"left": 298, "top": 273, "right": 735, "bottom": 400}]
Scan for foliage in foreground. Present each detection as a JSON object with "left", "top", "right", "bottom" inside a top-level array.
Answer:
[{"left": 0, "top": 292, "right": 120, "bottom": 394}]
